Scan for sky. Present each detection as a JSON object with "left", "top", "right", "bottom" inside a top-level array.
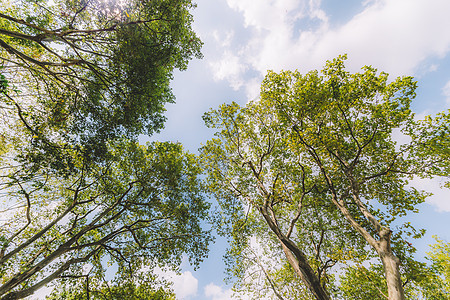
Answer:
[{"left": 138, "top": 0, "right": 450, "bottom": 299}]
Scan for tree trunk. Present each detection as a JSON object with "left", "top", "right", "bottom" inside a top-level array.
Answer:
[
  {"left": 377, "top": 242, "right": 405, "bottom": 300},
  {"left": 280, "top": 241, "right": 331, "bottom": 300},
  {"left": 259, "top": 206, "right": 331, "bottom": 300},
  {"left": 376, "top": 228, "right": 405, "bottom": 300},
  {"left": 0, "top": 292, "right": 18, "bottom": 300},
  {"left": 380, "top": 253, "right": 404, "bottom": 300}
]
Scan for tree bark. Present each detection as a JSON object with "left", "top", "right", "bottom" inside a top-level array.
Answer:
[
  {"left": 258, "top": 206, "right": 331, "bottom": 300},
  {"left": 380, "top": 253, "right": 404, "bottom": 300},
  {"left": 280, "top": 240, "right": 331, "bottom": 300},
  {"left": 377, "top": 229, "right": 405, "bottom": 300}
]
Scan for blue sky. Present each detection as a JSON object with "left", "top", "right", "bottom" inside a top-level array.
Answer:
[{"left": 140, "top": 0, "right": 450, "bottom": 299}]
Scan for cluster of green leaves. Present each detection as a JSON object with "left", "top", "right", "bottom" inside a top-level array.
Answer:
[
  {"left": 407, "top": 111, "right": 450, "bottom": 185},
  {"left": 339, "top": 236, "right": 450, "bottom": 300},
  {"left": 47, "top": 281, "right": 176, "bottom": 300},
  {"left": 1, "top": 0, "right": 202, "bottom": 174}
]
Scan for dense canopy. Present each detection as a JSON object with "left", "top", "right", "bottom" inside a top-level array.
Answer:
[
  {"left": 0, "top": 0, "right": 210, "bottom": 299},
  {"left": 201, "top": 56, "right": 450, "bottom": 300}
]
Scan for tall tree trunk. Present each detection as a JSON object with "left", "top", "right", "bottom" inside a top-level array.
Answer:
[
  {"left": 378, "top": 229, "right": 405, "bottom": 300},
  {"left": 280, "top": 240, "right": 331, "bottom": 300},
  {"left": 380, "top": 253, "right": 405, "bottom": 300},
  {"left": 258, "top": 206, "right": 331, "bottom": 300},
  {"left": 337, "top": 175, "right": 406, "bottom": 300}
]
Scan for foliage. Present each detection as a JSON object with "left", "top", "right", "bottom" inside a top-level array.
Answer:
[
  {"left": 339, "top": 237, "right": 450, "bottom": 300},
  {"left": 339, "top": 264, "right": 390, "bottom": 300},
  {"left": 46, "top": 280, "right": 176, "bottom": 300},
  {"left": 201, "top": 56, "right": 447, "bottom": 299},
  {"left": 0, "top": 140, "right": 211, "bottom": 299},
  {"left": 230, "top": 238, "right": 317, "bottom": 300},
  {"left": 407, "top": 111, "right": 450, "bottom": 186},
  {"left": 0, "top": 0, "right": 202, "bottom": 173},
  {"left": 419, "top": 236, "right": 450, "bottom": 299},
  {"left": 0, "top": 1, "right": 210, "bottom": 299}
]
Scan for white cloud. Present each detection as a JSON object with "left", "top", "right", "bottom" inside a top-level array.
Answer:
[
  {"left": 391, "top": 128, "right": 412, "bottom": 152},
  {"left": 154, "top": 268, "right": 198, "bottom": 299},
  {"left": 410, "top": 177, "right": 450, "bottom": 212},
  {"left": 225, "top": 0, "right": 307, "bottom": 31},
  {"left": 172, "top": 271, "right": 198, "bottom": 299},
  {"left": 31, "top": 285, "right": 53, "bottom": 299},
  {"left": 209, "top": 50, "right": 246, "bottom": 90},
  {"left": 426, "top": 64, "right": 438, "bottom": 73},
  {"left": 210, "top": 0, "right": 450, "bottom": 94},
  {"left": 204, "top": 283, "right": 234, "bottom": 300},
  {"left": 314, "top": 0, "right": 450, "bottom": 76},
  {"left": 442, "top": 80, "right": 450, "bottom": 105},
  {"left": 244, "top": 77, "right": 262, "bottom": 101},
  {"left": 212, "top": 30, "right": 235, "bottom": 48}
]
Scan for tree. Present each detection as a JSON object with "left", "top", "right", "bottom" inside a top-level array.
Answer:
[
  {"left": 0, "top": 0, "right": 202, "bottom": 172},
  {"left": 201, "top": 56, "right": 445, "bottom": 299},
  {"left": 228, "top": 236, "right": 320, "bottom": 300},
  {"left": 201, "top": 94, "right": 367, "bottom": 298},
  {"left": 0, "top": 140, "right": 211, "bottom": 300},
  {"left": 0, "top": 0, "right": 211, "bottom": 299},
  {"left": 339, "top": 236, "right": 450, "bottom": 300}
]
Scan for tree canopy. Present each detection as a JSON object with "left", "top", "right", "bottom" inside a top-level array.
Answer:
[
  {"left": 0, "top": 0, "right": 211, "bottom": 299},
  {"left": 0, "top": 140, "right": 211, "bottom": 299},
  {"left": 1, "top": 0, "right": 202, "bottom": 172},
  {"left": 201, "top": 56, "right": 450, "bottom": 300}
]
